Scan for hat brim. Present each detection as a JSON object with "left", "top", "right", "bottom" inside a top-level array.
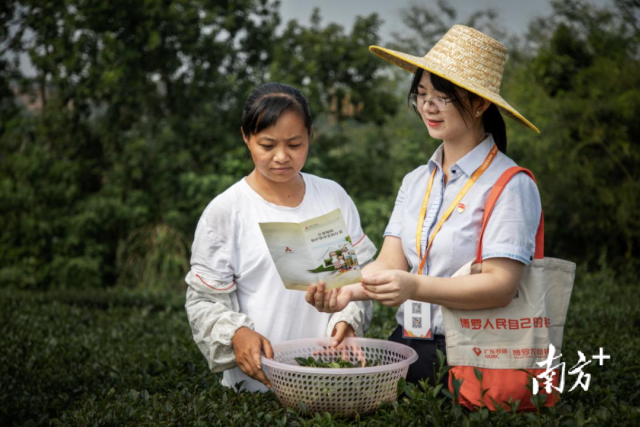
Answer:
[{"left": 369, "top": 46, "right": 540, "bottom": 134}]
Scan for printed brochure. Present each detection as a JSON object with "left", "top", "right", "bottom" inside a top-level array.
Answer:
[{"left": 259, "top": 209, "right": 362, "bottom": 290}]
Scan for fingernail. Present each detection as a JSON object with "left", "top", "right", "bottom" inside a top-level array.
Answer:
[{"left": 332, "top": 340, "right": 338, "bottom": 347}]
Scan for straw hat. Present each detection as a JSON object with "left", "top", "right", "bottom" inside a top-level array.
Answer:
[{"left": 370, "top": 25, "right": 539, "bottom": 133}]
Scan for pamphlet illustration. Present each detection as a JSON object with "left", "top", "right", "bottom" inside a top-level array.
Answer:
[{"left": 259, "top": 209, "right": 362, "bottom": 290}]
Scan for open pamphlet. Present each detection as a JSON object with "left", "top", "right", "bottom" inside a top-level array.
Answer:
[{"left": 259, "top": 209, "right": 362, "bottom": 291}]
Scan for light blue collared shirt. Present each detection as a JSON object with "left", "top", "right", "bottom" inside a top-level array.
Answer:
[{"left": 384, "top": 134, "right": 542, "bottom": 335}]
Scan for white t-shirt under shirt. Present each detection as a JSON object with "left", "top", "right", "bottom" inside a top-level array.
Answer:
[{"left": 185, "top": 172, "right": 377, "bottom": 392}]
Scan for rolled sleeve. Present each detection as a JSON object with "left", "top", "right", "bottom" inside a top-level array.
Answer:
[
  {"left": 184, "top": 202, "right": 252, "bottom": 372},
  {"left": 326, "top": 301, "right": 371, "bottom": 337},
  {"left": 482, "top": 172, "right": 541, "bottom": 265},
  {"left": 339, "top": 190, "right": 377, "bottom": 264},
  {"left": 353, "top": 234, "right": 377, "bottom": 266},
  {"left": 185, "top": 283, "right": 254, "bottom": 373},
  {"left": 189, "top": 204, "right": 237, "bottom": 285}
]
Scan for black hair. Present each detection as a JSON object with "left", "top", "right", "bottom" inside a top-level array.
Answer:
[
  {"left": 241, "top": 82, "right": 313, "bottom": 138},
  {"left": 408, "top": 68, "right": 507, "bottom": 154}
]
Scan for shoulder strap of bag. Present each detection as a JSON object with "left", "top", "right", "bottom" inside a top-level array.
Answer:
[{"left": 475, "top": 167, "right": 544, "bottom": 264}]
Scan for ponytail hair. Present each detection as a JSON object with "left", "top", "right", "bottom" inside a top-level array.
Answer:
[{"left": 483, "top": 104, "right": 507, "bottom": 154}]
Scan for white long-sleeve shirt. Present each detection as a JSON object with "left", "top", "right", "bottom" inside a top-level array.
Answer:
[{"left": 185, "top": 173, "right": 376, "bottom": 392}]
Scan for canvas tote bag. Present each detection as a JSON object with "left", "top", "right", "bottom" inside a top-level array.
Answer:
[{"left": 442, "top": 167, "right": 576, "bottom": 411}]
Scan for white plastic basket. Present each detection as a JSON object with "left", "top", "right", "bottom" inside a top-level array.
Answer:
[{"left": 261, "top": 337, "right": 418, "bottom": 417}]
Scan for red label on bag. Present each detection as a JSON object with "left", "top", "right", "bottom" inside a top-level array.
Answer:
[
  {"left": 470, "top": 347, "right": 511, "bottom": 360},
  {"left": 513, "top": 348, "right": 549, "bottom": 358},
  {"left": 460, "top": 317, "right": 550, "bottom": 330},
  {"left": 469, "top": 347, "right": 550, "bottom": 360}
]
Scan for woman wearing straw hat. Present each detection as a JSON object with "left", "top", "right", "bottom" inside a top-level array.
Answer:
[{"left": 305, "top": 25, "right": 542, "bottom": 386}]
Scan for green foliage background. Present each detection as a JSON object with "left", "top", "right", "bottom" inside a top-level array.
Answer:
[
  {"left": 1, "top": 0, "right": 639, "bottom": 425},
  {"left": 1, "top": 261, "right": 638, "bottom": 425},
  {"left": 2, "top": 0, "right": 639, "bottom": 291}
]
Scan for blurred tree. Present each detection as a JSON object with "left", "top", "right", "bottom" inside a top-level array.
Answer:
[
  {"left": 0, "top": 1, "right": 402, "bottom": 289},
  {"left": 268, "top": 8, "right": 402, "bottom": 226},
  {"left": 389, "top": 0, "right": 508, "bottom": 54},
  {"left": 1, "top": 0, "right": 637, "bottom": 292},
  {"left": 508, "top": 0, "right": 640, "bottom": 266},
  {"left": 0, "top": 0, "right": 279, "bottom": 289},
  {"left": 270, "top": 9, "right": 397, "bottom": 125}
]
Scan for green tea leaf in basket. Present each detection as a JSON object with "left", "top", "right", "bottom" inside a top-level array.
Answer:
[
  {"left": 294, "top": 355, "right": 382, "bottom": 368},
  {"left": 294, "top": 357, "right": 309, "bottom": 366}
]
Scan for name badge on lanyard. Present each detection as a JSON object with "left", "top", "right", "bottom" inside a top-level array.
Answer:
[{"left": 403, "top": 144, "right": 498, "bottom": 340}]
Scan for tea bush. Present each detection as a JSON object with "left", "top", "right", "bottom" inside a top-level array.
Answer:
[{"left": 2, "top": 262, "right": 638, "bottom": 426}]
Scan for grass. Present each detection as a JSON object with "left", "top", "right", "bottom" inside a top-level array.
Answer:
[{"left": 1, "top": 261, "right": 639, "bottom": 426}]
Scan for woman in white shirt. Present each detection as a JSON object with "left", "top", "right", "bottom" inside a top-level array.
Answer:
[
  {"left": 185, "top": 83, "right": 377, "bottom": 392},
  {"left": 306, "top": 25, "right": 542, "bottom": 387}
]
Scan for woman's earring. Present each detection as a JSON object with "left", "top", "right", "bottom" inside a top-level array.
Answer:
[{"left": 476, "top": 111, "right": 481, "bottom": 117}]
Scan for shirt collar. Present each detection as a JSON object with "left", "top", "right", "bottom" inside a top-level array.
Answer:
[
  {"left": 427, "top": 143, "right": 445, "bottom": 172},
  {"left": 454, "top": 134, "right": 495, "bottom": 177},
  {"left": 427, "top": 134, "right": 495, "bottom": 177}
]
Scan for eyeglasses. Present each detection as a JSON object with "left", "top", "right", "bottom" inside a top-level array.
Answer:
[{"left": 410, "top": 93, "right": 455, "bottom": 111}]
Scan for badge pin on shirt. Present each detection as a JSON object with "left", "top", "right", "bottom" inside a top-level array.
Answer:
[{"left": 457, "top": 203, "right": 466, "bottom": 213}]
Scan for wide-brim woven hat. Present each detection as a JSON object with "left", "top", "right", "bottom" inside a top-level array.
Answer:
[{"left": 370, "top": 25, "right": 539, "bottom": 133}]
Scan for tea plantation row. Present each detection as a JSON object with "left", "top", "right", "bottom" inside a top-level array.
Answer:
[{"left": 1, "top": 263, "right": 638, "bottom": 425}]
